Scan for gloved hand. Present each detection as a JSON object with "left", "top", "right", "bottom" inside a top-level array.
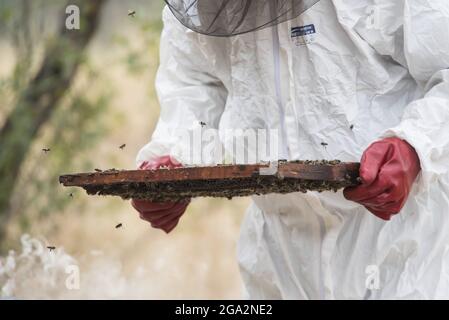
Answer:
[
  {"left": 344, "top": 137, "right": 421, "bottom": 221},
  {"left": 131, "top": 155, "right": 189, "bottom": 233}
]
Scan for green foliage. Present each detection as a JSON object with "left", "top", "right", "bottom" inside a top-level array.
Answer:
[
  {"left": 0, "top": 0, "right": 166, "bottom": 240},
  {"left": 114, "top": 9, "right": 163, "bottom": 77},
  {"left": 12, "top": 88, "right": 111, "bottom": 220},
  {"left": 0, "top": 0, "right": 109, "bottom": 240}
]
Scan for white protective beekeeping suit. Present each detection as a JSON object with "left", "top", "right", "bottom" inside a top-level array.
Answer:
[{"left": 137, "top": 0, "right": 449, "bottom": 299}]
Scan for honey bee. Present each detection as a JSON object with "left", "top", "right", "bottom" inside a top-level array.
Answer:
[
  {"left": 128, "top": 10, "right": 136, "bottom": 17},
  {"left": 115, "top": 223, "right": 123, "bottom": 229},
  {"left": 119, "top": 144, "right": 126, "bottom": 150},
  {"left": 47, "top": 246, "right": 56, "bottom": 252},
  {"left": 42, "top": 148, "right": 51, "bottom": 153},
  {"left": 94, "top": 168, "right": 102, "bottom": 173}
]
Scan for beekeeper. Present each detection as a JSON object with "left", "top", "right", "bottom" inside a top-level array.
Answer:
[{"left": 132, "top": 0, "right": 449, "bottom": 299}]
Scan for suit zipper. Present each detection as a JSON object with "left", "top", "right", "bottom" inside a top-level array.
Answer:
[{"left": 271, "top": 23, "right": 289, "bottom": 160}]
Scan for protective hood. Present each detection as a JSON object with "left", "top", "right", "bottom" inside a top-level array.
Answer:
[{"left": 164, "top": 0, "right": 320, "bottom": 37}]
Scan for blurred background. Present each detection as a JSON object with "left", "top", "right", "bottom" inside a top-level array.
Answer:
[{"left": 0, "top": 0, "right": 250, "bottom": 299}]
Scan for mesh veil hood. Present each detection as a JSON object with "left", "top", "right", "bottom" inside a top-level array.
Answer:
[{"left": 165, "top": 0, "right": 320, "bottom": 37}]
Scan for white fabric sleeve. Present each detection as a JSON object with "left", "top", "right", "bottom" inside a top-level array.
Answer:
[
  {"left": 136, "top": 7, "right": 227, "bottom": 167},
  {"left": 382, "top": 1, "right": 449, "bottom": 185}
]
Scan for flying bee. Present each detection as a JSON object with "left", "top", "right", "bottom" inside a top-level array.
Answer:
[
  {"left": 199, "top": 121, "right": 207, "bottom": 127},
  {"left": 94, "top": 168, "right": 102, "bottom": 172},
  {"left": 350, "top": 124, "right": 354, "bottom": 130},
  {"left": 69, "top": 193, "right": 74, "bottom": 198},
  {"left": 115, "top": 223, "right": 123, "bottom": 229},
  {"left": 42, "top": 148, "right": 51, "bottom": 153},
  {"left": 119, "top": 144, "right": 126, "bottom": 150},
  {"left": 128, "top": 10, "right": 136, "bottom": 17},
  {"left": 321, "top": 142, "right": 329, "bottom": 147},
  {"left": 47, "top": 246, "right": 56, "bottom": 252}
]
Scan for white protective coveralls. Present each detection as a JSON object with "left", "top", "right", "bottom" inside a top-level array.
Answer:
[{"left": 137, "top": 0, "right": 449, "bottom": 299}]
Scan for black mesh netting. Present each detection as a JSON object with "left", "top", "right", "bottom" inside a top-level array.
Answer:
[{"left": 165, "top": 0, "right": 320, "bottom": 37}]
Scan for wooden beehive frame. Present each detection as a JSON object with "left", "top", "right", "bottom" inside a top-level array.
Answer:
[{"left": 59, "top": 160, "right": 360, "bottom": 201}]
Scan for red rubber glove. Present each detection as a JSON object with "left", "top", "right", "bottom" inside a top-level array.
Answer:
[
  {"left": 131, "top": 155, "right": 189, "bottom": 233},
  {"left": 344, "top": 137, "right": 421, "bottom": 221}
]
